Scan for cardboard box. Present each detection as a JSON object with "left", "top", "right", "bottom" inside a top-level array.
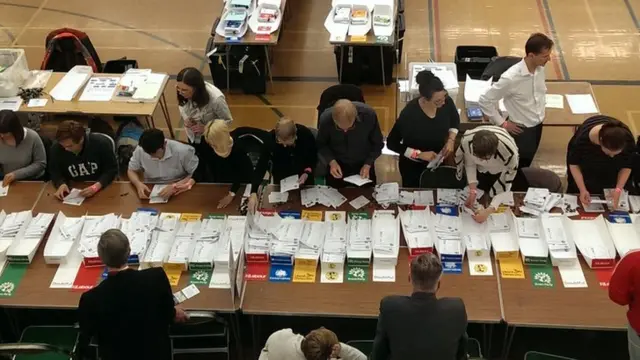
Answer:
[
  {"left": 399, "top": 209, "right": 434, "bottom": 256},
  {"left": 606, "top": 214, "right": 640, "bottom": 257},
  {"left": 569, "top": 214, "right": 616, "bottom": 269},
  {"left": 7, "top": 212, "right": 55, "bottom": 264},
  {"left": 141, "top": 213, "right": 180, "bottom": 268},
  {"left": 489, "top": 209, "right": 520, "bottom": 260},
  {"left": 44, "top": 212, "right": 86, "bottom": 264},
  {"left": 514, "top": 214, "right": 549, "bottom": 266}
]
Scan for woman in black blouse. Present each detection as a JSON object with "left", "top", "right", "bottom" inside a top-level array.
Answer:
[
  {"left": 387, "top": 70, "right": 460, "bottom": 187},
  {"left": 567, "top": 115, "right": 634, "bottom": 209}
]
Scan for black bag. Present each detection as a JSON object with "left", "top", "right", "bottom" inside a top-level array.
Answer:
[
  {"left": 481, "top": 56, "right": 521, "bottom": 82},
  {"left": 454, "top": 45, "right": 498, "bottom": 81},
  {"left": 206, "top": 38, "right": 267, "bottom": 94}
]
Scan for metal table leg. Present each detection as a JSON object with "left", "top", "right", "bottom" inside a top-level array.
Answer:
[
  {"left": 339, "top": 45, "right": 344, "bottom": 83},
  {"left": 251, "top": 315, "right": 261, "bottom": 358},
  {"left": 264, "top": 45, "right": 274, "bottom": 91},
  {"left": 159, "top": 93, "right": 175, "bottom": 139},
  {"left": 231, "top": 311, "right": 243, "bottom": 360},
  {"left": 226, "top": 45, "right": 231, "bottom": 92},
  {"left": 380, "top": 46, "right": 386, "bottom": 86},
  {"left": 501, "top": 325, "right": 517, "bottom": 360}
]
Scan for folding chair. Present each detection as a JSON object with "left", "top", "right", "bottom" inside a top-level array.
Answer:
[
  {"left": 170, "top": 311, "right": 230, "bottom": 360},
  {"left": 419, "top": 166, "right": 464, "bottom": 189},
  {"left": 232, "top": 127, "right": 270, "bottom": 170},
  {"left": 11, "top": 325, "right": 79, "bottom": 360},
  {"left": 467, "top": 337, "right": 483, "bottom": 359},
  {"left": 0, "top": 343, "right": 75, "bottom": 360},
  {"left": 316, "top": 84, "right": 365, "bottom": 126},
  {"left": 524, "top": 351, "right": 578, "bottom": 360}
]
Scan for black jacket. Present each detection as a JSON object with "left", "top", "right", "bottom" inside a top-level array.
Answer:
[
  {"left": 49, "top": 132, "right": 118, "bottom": 188},
  {"left": 78, "top": 268, "right": 176, "bottom": 360},
  {"left": 371, "top": 292, "right": 468, "bottom": 360}
]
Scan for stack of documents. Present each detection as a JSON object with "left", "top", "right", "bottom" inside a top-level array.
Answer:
[
  {"left": 541, "top": 214, "right": 577, "bottom": 266},
  {"left": 268, "top": 191, "right": 289, "bottom": 204},
  {"left": 568, "top": 215, "right": 615, "bottom": 268},
  {"left": 459, "top": 187, "right": 484, "bottom": 209},
  {"left": 464, "top": 75, "right": 492, "bottom": 109},
  {"left": 607, "top": 214, "right": 640, "bottom": 257},
  {"left": 0, "top": 210, "right": 29, "bottom": 256},
  {"left": 301, "top": 186, "right": 347, "bottom": 208},
  {"left": 372, "top": 211, "right": 399, "bottom": 282},
  {"left": 347, "top": 217, "right": 372, "bottom": 262},
  {"left": 436, "top": 188, "right": 460, "bottom": 206},
  {"left": 399, "top": 209, "right": 434, "bottom": 255},
  {"left": 321, "top": 211, "right": 348, "bottom": 282},
  {"left": 488, "top": 209, "right": 519, "bottom": 259},
  {"left": 333, "top": 5, "right": 351, "bottom": 24},
  {"left": 373, "top": 183, "right": 400, "bottom": 207},
  {"left": 514, "top": 215, "right": 548, "bottom": 265},
  {"left": 270, "top": 218, "right": 304, "bottom": 264},
  {"left": 120, "top": 211, "right": 159, "bottom": 264},
  {"left": 44, "top": 212, "right": 86, "bottom": 264},
  {"left": 189, "top": 216, "right": 226, "bottom": 269},
  {"left": 167, "top": 220, "right": 201, "bottom": 267},
  {"left": 223, "top": 216, "right": 247, "bottom": 263},
  {"left": 343, "top": 175, "right": 372, "bottom": 187},
  {"left": 50, "top": 65, "right": 93, "bottom": 101},
  {"left": 244, "top": 212, "right": 278, "bottom": 260},
  {"left": 434, "top": 213, "right": 463, "bottom": 256},
  {"left": 143, "top": 213, "right": 180, "bottom": 266},
  {"left": 461, "top": 213, "right": 490, "bottom": 252},
  {"left": 604, "top": 188, "right": 630, "bottom": 212},
  {"left": 566, "top": 94, "right": 598, "bottom": 115},
  {"left": 7, "top": 212, "right": 55, "bottom": 264},
  {"left": 562, "top": 194, "right": 579, "bottom": 216},
  {"left": 297, "top": 220, "right": 326, "bottom": 260},
  {"left": 280, "top": 175, "right": 299, "bottom": 192},
  {"left": 77, "top": 213, "right": 120, "bottom": 265},
  {"left": 521, "top": 188, "right": 563, "bottom": 216}
]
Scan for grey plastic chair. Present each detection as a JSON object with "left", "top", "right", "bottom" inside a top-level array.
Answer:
[{"left": 169, "top": 311, "right": 230, "bottom": 360}]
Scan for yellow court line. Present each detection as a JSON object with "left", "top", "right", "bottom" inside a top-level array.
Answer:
[
  {"left": 10, "top": 0, "right": 50, "bottom": 47},
  {"left": 627, "top": 110, "right": 640, "bottom": 136}
]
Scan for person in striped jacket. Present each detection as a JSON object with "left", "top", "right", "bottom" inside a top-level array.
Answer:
[{"left": 455, "top": 125, "right": 519, "bottom": 223}]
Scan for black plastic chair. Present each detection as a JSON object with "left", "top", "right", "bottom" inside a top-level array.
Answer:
[
  {"left": 480, "top": 56, "right": 521, "bottom": 82},
  {"left": 419, "top": 166, "right": 465, "bottom": 189},
  {"left": 231, "top": 127, "right": 270, "bottom": 170},
  {"left": 169, "top": 311, "right": 230, "bottom": 360},
  {"left": 316, "top": 84, "right": 365, "bottom": 126},
  {"left": 102, "top": 57, "right": 138, "bottom": 74}
]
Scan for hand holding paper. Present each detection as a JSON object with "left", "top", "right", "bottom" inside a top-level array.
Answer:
[
  {"left": 280, "top": 174, "right": 300, "bottom": 192},
  {"left": 343, "top": 174, "right": 372, "bottom": 187},
  {"left": 63, "top": 188, "right": 86, "bottom": 206}
]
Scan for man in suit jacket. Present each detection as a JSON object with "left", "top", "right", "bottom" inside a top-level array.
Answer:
[
  {"left": 370, "top": 252, "right": 468, "bottom": 360},
  {"left": 78, "top": 229, "right": 188, "bottom": 360}
]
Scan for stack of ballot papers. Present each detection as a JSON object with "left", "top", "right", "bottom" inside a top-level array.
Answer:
[
  {"left": 167, "top": 220, "right": 201, "bottom": 267},
  {"left": 50, "top": 65, "right": 93, "bottom": 101},
  {"left": 568, "top": 215, "right": 615, "bottom": 268},
  {"left": 373, "top": 183, "right": 400, "bottom": 207},
  {"left": 604, "top": 188, "right": 630, "bottom": 212},
  {"left": 488, "top": 209, "right": 519, "bottom": 259},
  {"left": 459, "top": 187, "right": 484, "bottom": 209},
  {"left": 268, "top": 191, "right": 289, "bottom": 204},
  {"left": 280, "top": 175, "right": 299, "bottom": 192},
  {"left": 62, "top": 188, "right": 85, "bottom": 206},
  {"left": 0, "top": 210, "right": 27, "bottom": 256},
  {"left": 142, "top": 213, "right": 180, "bottom": 266},
  {"left": 119, "top": 211, "right": 159, "bottom": 264},
  {"left": 6, "top": 212, "right": 55, "bottom": 264},
  {"left": 321, "top": 211, "right": 348, "bottom": 282},
  {"left": 44, "top": 212, "right": 86, "bottom": 264},
  {"left": 150, "top": 185, "right": 170, "bottom": 204},
  {"left": 514, "top": 215, "right": 548, "bottom": 265},
  {"left": 540, "top": 214, "right": 577, "bottom": 266},
  {"left": 521, "top": 188, "right": 563, "bottom": 216},
  {"left": 350, "top": 7, "right": 368, "bottom": 25},
  {"left": 244, "top": 212, "right": 279, "bottom": 261},
  {"left": 434, "top": 212, "right": 464, "bottom": 270},
  {"left": 436, "top": 188, "right": 460, "bottom": 205},
  {"left": 77, "top": 214, "right": 120, "bottom": 265},
  {"left": 372, "top": 211, "right": 399, "bottom": 282},
  {"left": 343, "top": 175, "right": 372, "bottom": 187},
  {"left": 333, "top": 5, "right": 351, "bottom": 23},
  {"left": 582, "top": 196, "right": 606, "bottom": 212},
  {"left": 347, "top": 217, "right": 372, "bottom": 262},
  {"left": 399, "top": 209, "right": 434, "bottom": 255},
  {"left": 224, "top": 216, "right": 247, "bottom": 263},
  {"left": 270, "top": 218, "right": 304, "bottom": 264},
  {"left": 301, "top": 186, "right": 347, "bottom": 208},
  {"left": 189, "top": 216, "right": 226, "bottom": 269},
  {"left": 464, "top": 75, "right": 492, "bottom": 109},
  {"left": 297, "top": 220, "right": 326, "bottom": 260}
]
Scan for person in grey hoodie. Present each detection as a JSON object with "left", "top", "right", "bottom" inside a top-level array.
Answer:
[{"left": 0, "top": 110, "right": 46, "bottom": 186}]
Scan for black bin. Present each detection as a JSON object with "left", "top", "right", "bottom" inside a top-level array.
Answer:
[{"left": 454, "top": 45, "right": 498, "bottom": 81}]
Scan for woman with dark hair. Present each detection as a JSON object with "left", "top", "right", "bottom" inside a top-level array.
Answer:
[
  {"left": 387, "top": 70, "right": 460, "bottom": 187},
  {"left": 0, "top": 110, "right": 46, "bottom": 186},
  {"left": 567, "top": 115, "right": 635, "bottom": 209}
]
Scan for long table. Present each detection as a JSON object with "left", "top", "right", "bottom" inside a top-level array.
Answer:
[{"left": 0, "top": 181, "right": 242, "bottom": 312}]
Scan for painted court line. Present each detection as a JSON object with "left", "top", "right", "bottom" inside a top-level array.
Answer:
[
  {"left": 535, "top": 0, "right": 570, "bottom": 80},
  {"left": 623, "top": 0, "right": 640, "bottom": 32}
]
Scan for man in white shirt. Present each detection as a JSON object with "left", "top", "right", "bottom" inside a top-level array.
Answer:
[{"left": 479, "top": 33, "right": 554, "bottom": 171}]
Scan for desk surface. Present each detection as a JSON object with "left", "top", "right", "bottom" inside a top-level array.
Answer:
[
  {"left": 0, "top": 182, "right": 45, "bottom": 213},
  {"left": 397, "top": 81, "right": 597, "bottom": 128},
  {"left": 0, "top": 182, "right": 240, "bottom": 312},
  {"left": 213, "top": 0, "right": 287, "bottom": 45},
  {"left": 17, "top": 73, "right": 166, "bottom": 117}
]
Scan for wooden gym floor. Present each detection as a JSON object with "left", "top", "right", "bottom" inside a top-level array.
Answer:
[{"left": 1, "top": 0, "right": 640, "bottom": 184}]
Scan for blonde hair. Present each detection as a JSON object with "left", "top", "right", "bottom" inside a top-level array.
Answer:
[
  {"left": 332, "top": 99, "right": 357, "bottom": 126},
  {"left": 274, "top": 117, "right": 297, "bottom": 142},
  {"left": 301, "top": 328, "right": 339, "bottom": 360},
  {"left": 204, "top": 120, "right": 233, "bottom": 154}
]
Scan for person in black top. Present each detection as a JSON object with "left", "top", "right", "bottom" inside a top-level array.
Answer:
[
  {"left": 567, "top": 115, "right": 634, "bottom": 209},
  {"left": 317, "top": 100, "right": 384, "bottom": 188},
  {"left": 371, "top": 252, "right": 467, "bottom": 360},
  {"left": 387, "top": 71, "right": 460, "bottom": 187},
  {"left": 203, "top": 120, "right": 253, "bottom": 208},
  {"left": 78, "top": 229, "right": 187, "bottom": 360},
  {"left": 248, "top": 117, "right": 317, "bottom": 213},
  {"left": 49, "top": 120, "right": 118, "bottom": 200}
]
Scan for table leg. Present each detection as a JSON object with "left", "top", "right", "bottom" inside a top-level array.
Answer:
[
  {"left": 251, "top": 315, "right": 261, "bottom": 358},
  {"left": 144, "top": 115, "right": 153, "bottom": 129},
  {"left": 231, "top": 311, "right": 243, "bottom": 360},
  {"left": 339, "top": 45, "right": 344, "bottom": 83},
  {"left": 380, "top": 46, "right": 386, "bottom": 87},
  {"left": 264, "top": 45, "right": 274, "bottom": 92},
  {"left": 160, "top": 93, "right": 175, "bottom": 139},
  {"left": 226, "top": 46, "right": 231, "bottom": 93},
  {"left": 501, "top": 325, "right": 516, "bottom": 360}
]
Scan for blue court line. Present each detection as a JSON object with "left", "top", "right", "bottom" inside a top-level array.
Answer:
[
  {"left": 427, "top": 0, "right": 436, "bottom": 61},
  {"left": 540, "top": 0, "right": 571, "bottom": 80},
  {"left": 623, "top": 0, "right": 640, "bottom": 32}
]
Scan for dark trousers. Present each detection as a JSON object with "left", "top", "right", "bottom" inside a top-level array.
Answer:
[
  {"left": 512, "top": 123, "right": 543, "bottom": 169},
  {"left": 190, "top": 140, "right": 215, "bottom": 183},
  {"left": 399, "top": 158, "right": 427, "bottom": 188},
  {"left": 326, "top": 161, "right": 376, "bottom": 188}
]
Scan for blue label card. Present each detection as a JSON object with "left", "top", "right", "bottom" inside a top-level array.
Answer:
[
  {"left": 608, "top": 213, "right": 631, "bottom": 224},
  {"left": 436, "top": 205, "right": 458, "bottom": 216},
  {"left": 279, "top": 211, "right": 301, "bottom": 219},
  {"left": 442, "top": 261, "right": 463, "bottom": 274},
  {"left": 269, "top": 264, "right": 293, "bottom": 282}
]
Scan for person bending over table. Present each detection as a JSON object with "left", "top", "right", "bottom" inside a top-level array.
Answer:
[
  {"left": 203, "top": 120, "right": 253, "bottom": 209},
  {"left": 387, "top": 70, "right": 459, "bottom": 188},
  {"left": 78, "top": 229, "right": 187, "bottom": 360},
  {"left": 371, "top": 252, "right": 468, "bottom": 360},
  {"left": 479, "top": 32, "right": 553, "bottom": 172},
  {"left": 455, "top": 126, "right": 519, "bottom": 223},
  {"left": 0, "top": 110, "right": 46, "bottom": 186},
  {"left": 259, "top": 327, "right": 366, "bottom": 360},
  {"left": 566, "top": 115, "right": 634, "bottom": 209},
  {"left": 127, "top": 129, "right": 199, "bottom": 200},
  {"left": 317, "top": 99, "right": 383, "bottom": 188},
  {"left": 610, "top": 250, "right": 640, "bottom": 360},
  {"left": 49, "top": 120, "right": 117, "bottom": 200},
  {"left": 248, "top": 117, "right": 317, "bottom": 213}
]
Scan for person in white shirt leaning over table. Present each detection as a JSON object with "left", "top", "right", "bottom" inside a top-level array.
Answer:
[
  {"left": 479, "top": 32, "right": 553, "bottom": 173},
  {"left": 127, "top": 129, "right": 199, "bottom": 200},
  {"left": 259, "top": 327, "right": 367, "bottom": 360},
  {"left": 455, "top": 126, "right": 519, "bottom": 223}
]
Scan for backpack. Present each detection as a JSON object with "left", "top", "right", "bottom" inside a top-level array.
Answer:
[
  {"left": 115, "top": 118, "right": 144, "bottom": 175},
  {"left": 40, "top": 28, "right": 103, "bottom": 72}
]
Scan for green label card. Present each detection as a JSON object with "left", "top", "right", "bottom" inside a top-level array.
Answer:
[
  {"left": 0, "top": 263, "right": 28, "bottom": 297},
  {"left": 189, "top": 269, "right": 212, "bottom": 286},
  {"left": 529, "top": 265, "right": 555, "bottom": 288},
  {"left": 346, "top": 265, "right": 369, "bottom": 282}
]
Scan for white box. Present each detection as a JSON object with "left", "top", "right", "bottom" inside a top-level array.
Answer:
[
  {"left": 489, "top": 209, "right": 520, "bottom": 260},
  {"left": 399, "top": 209, "right": 435, "bottom": 256},
  {"left": 142, "top": 213, "right": 180, "bottom": 268},
  {"left": 7, "top": 212, "right": 55, "bottom": 264},
  {"left": 541, "top": 214, "right": 577, "bottom": 267},
  {"left": 44, "top": 212, "right": 86, "bottom": 264},
  {"left": 570, "top": 215, "right": 617, "bottom": 269}
]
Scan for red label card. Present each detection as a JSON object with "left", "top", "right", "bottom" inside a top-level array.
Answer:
[
  {"left": 72, "top": 264, "right": 104, "bottom": 292},
  {"left": 245, "top": 263, "right": 269, "bottom": 281},
  {"left": 595, "top": 268, "right": 614, "bottom": 288}
]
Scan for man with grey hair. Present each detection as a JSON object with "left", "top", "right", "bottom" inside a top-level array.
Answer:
[
  {"left": 371, "top": 253, "right": 468, "bottom": 360},
  {"left": 78, "top": 229, "right": 187, "bottom": 360},
  {"left": 317, "top": 99, "right": 383, "bottom": 188}
]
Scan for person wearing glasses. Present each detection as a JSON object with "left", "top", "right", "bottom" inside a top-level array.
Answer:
[
  {"left": 317, "top": 99, "right": 384, "bottom": 188},
  {"left": 248, "top": 117, "right": 317, "bottom": 213},
  {"left": 455, "top": 126, "right": 519, "bottom": 223},
  {"left": 387, "top": 70, "right": 460, "bottom": 188}
]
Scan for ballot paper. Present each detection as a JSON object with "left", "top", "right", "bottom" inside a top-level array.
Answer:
[
  {"left": 604, "top": 188, "right": 630, "bottom": 212},
  {"left": 488, "top": 213, "right": 510, "bottom": 232},
  {"left": 566, "top": 94, "right": 598, "bottom": 114},
  {"left": 427, "top": 151, "right": 445, "bottom": 170},
  {"left": 173, "top": 284, "right": 201, "bottom": 304},
  {"left": 563, "top": 194, "right": 579, "bottom": 216},
  {"left": 398, "top": 191, "right": 414, "bottom": 205},
  {"left": 50, "top": 67, "right": 92, "bottom": 101},
  {"left": 373, "top": 183, "right": 400, "bottom": 206},
  {"left": 63, "top": 189, "right": 85, "bottom": 206},
  {"left": 343, "top": 174, "right": 372, "bottom": 187},
  {"left": 27, "top": 98, "right": 48, "bottom": 107},
  {"left": 437, "top": 188, "right": 459, "bottom": 205},
  {"left": 0, "top": 185, "right": 8, "bottom": 197},
  {"left": 149, "top": 185, "right": 170, "bottom": 204},
  {"left": 268, "top": 191, "right": 289, "bottom": 203},
  {"left": 280, "top": 174, "right": 299, "bottom": 192},
  {"left": 545, "top": 94, "right": 564, "bottom": 109},
  {"left": 491, "top": 191, "right": 514, "bottom": 207},
  {"left": 516, "top": 218, "right": 541, "bottom": 238},
  {"left": 558, "top": 261, "right": 587, "bottom": 288},
  {"left": 413, "top": 191, "right": 434, "bottom": 206},
  {"left": 317, "top": 187, "right": 347, "bottom": 208},
  {"left": 349, "top": 195, "right": 370, "bottom": 210},
  {"left": 79, "top": 76, "right": 119, "bottom": 101},
  {"left": 583, "top": 196, "right": 605, "bottom": 212}
]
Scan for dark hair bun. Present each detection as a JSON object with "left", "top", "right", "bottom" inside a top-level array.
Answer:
[{"left": 416, "top": 70, "right": 436, "bottom": 86}]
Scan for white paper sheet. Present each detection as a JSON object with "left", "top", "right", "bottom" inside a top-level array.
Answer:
[
  {"left": 545, "top": 94, "right": 564, "bottom": 109},
  {"left": 280, "top": 174, "right": 299, "bottom": 192},
  {"left": 343, "top": 174, "right": 373, "bottom": 187},
  {"left": 558, "top": 261, "right": 588, "bottom": 288},
  {"left": 566, "top": 94, "right": 598, "bottom": 114},
  {"left": 79, "top": 76, "right": 119, "bottom": 101},
  {"left": 27, "top": 98, "right": 48, "bottom": 107},
  {"left": 320, "top": 261, "right": 344, "bottom": 283},
  {"left": 0, "top": 185, "right": 8, "bottom": 197},
  {"left": 0, "top": 97, "right": 23, "bottom": 111},
  {"left": 50, "top": 251, "right": 83, "bottom": 288},
  {"left": 415, "top": 191, "right": 434, "bottom": 206},
  {"left": 62, "top": 189, "right": 85, "bottom": 206},
  {"left": 268, "top": 191, "right": 289, "bottom": 203},
  {"left": 372, "top": 262, "right": 396, "bottom": 282},
  {"left": 149, "top": 185, "right": 170, "bottom": 204},
  {"left": 349, "top": 195, "right": 370, "bottom": 210}
]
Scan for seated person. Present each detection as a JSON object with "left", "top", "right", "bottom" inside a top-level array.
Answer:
[
  {"left": 128, "top": 129, "right": 199, "bottom": 200},
  {"left": 371, "top": 252, "right": 468, "bottom": 360},
  {"left": 0, "top": 110, "right": 46, "bottom": 185},
  {"left": 248, "top": 117, "right": 317, "bottom": 213},
  {"left": 260, "top": 327, "right": 366, "bottom": 360},
  {"left": 317, "top": 99, "right": 383, "bottom": 188},
  {"left": 567, "top": 115, "right": 634, "bottom": 209},
  {"left": 78, "top": 229, "right": 187, "bottom": 360},
  {"left": 454, "top": 126, "right": 519, "bottom": 223},
  {"left": 49, "top": 120, "right": 118, "bottom": 200},
  {"left": 203, "top": 120, "right": 253, "bottom": 209}
]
